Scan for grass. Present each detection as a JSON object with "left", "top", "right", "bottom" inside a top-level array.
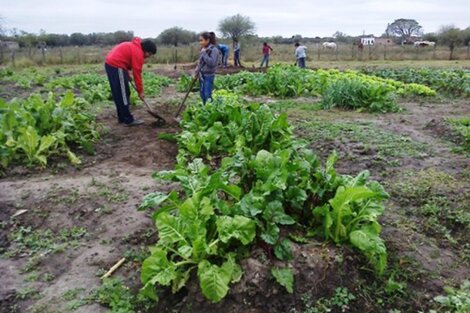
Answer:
[
  {"left": 296, "top": 118, "right": 429, "bottom": 160},
  {"left": 3, "top": 225, "right": 88, "bottom": 273}
]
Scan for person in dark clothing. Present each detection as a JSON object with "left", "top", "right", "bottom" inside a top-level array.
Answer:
[
  {"left": 194, "top": 32, "right": 219, "bottom": 104},
  {"left": 105, "top": 38, "right": 156, "bottom": 126},
  {"left": 233, "top": 39, "right": 242, "bottom": 67}
]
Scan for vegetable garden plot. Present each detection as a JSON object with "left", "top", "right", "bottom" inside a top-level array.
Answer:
[
  {"left": 0, "top": 91, "right": 100, "bottom": 169},
  {"left": 361, "top": 68, "right": 470, "bottom": 97},
  {"left": 177, "top": 65, "right": 436, "bottom": 112},
  {"left": 139, "top": 91, "right": 389, "bottom": 302}
]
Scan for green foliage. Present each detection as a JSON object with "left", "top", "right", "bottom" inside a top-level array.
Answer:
[
  {"left": 271, "top": 267, "right": 294, "bottom": 293},
  {"left": 95, "top": 278, "right": 153, "bottom": 313},
  {"left": 139, "top": 91, "right": 388, "bottom": 302},
  {"left": 321, "top": 77, "right": 398, "bottom": 112},
  {"left": 0, "top": 91, "right": 100, "bottom": 168},
  {"left": 0, "top": 92, "right": 99, "bottom": 168},
  {"left": 448, "top": 117, "right": 470, "bottom": 152},
  {"left": 433, "top": 281, "right": 470, "bottom": 313},
  {"left": 178, "top": 65, "right": 435, "bottom": 112},
  {"left": 361, "top": 68, "right": 470, "bottom": 97}
]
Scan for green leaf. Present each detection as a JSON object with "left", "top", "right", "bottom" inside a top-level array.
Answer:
[
  {"left": 216, "top": 215, "right": 256, "bottom": 245},
  {"left": 155, "top": 213, "right": 188, "bottom": 246},
  {"left": 349, "top": 226, "right": 387, "bottom": 274},
  {"left": 263, "top": 201, "right": 295, "bottom": 225},
  {"left": 197, "top": 260, "right": 232, "bottom": 302},
  {"left": 66, "top": 149, "right": 81, "bottom": 165},
  {"left": 261, "top": 222, "right": 280, "bottom": 245},
  {"left": 274, "top": 239, "right": 293, "bottom": 261},
  {"left": 271, "top": 267, "right": 294, "bottom": 293},
  {"left": 141, "top": 248, "right": 177, "bottom": 286}
]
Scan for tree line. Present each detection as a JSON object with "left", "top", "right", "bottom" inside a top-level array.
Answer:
[{"left": 1, "top": 15, "right": 469, "bottom": 53}]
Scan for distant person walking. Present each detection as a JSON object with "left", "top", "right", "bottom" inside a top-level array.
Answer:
[
  {"left": 194, "top": 32, "right": 220, "bottom": 104},
  {"left": 295, "top": 42, "right": 307, "bottom": 68},
  {"left": 218, "top": 43, "right": 229, "bottom": 67},
  {"left": 260, "top": 42, "right": 273, "bottom": 67},
  {"left": 233, "top": 39, "right": 242, "bottom": 67},
  {"left": 105, "top": 37, "right": 156, "bottom": 126}
]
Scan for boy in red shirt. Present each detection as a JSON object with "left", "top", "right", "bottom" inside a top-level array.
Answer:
[
  {"left": 105, "top": 38, "right": 156, "bottom": 126},
  {"left": 260, "top": 42, "right": 273, "bottom": 67}
]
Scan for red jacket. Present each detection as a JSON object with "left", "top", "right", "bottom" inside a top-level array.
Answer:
[{"left": 105, "top": 37, "right": 144, "bottom": 94}]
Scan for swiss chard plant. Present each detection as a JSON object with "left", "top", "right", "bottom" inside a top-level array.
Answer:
[{"left": 139, "top": 91, "right": 389, "bottom": 302}]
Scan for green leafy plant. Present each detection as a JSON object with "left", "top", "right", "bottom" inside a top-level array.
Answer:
[
  {"left": 139, "top": 91, "right": 389, "bottom": 302},
  {"left": 0, "top": 91, "right": 100, "bottom": 168}
]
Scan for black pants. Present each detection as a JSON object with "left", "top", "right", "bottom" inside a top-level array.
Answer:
[
  {"left": 234, "top": 50, "right": 241, "bottom": 66},
  {"left": 105, "top": 63, "right": 134, "bottom": 124}
]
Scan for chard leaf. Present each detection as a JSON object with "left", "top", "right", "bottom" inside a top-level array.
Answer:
[
  {"left": 216, "top": 215, "right": 256, "bottom": 245},
  {"left": 271, "top": 267, "right": 294, "bottom": 293},
  {"left": 141, "top": 248, "right": 177, "bottom": 286},
  {"left": 274, "top": 239, "right": 293, "bottom": 261},
  {"left": 197, "top": 260, "right": 233, "bottom": 302}
]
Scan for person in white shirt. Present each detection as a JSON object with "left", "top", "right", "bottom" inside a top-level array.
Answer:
[{"left": 295, "top": 42, "right": 307, "bottom": 68}]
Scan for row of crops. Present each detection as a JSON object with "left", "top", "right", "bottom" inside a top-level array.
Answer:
[
  {"left": 178, "top": 66, "right": 440, "bottom": 113},
  {"left": 178, "top": 66, "right": 469, "bottom": 113},
  {"left": 0, "top": 68, "right": 172, "bottom": 169},
  {"left": 138, "top": 91, "right": 389, "bottom": 302}
]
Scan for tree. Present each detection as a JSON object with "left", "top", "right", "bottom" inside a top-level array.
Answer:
[
  {"left": 437, "top": 25, "right": 463, "bottom": 60},
  {"left": 422, "top": 32, "right": 438, "bottom": 42},
  {"left": 70, "top": 32, "right": 87, "bottom": 46},
  {"left": 157, "top": 27, "right": 197, "bottom": 46},
  {"left": 386, "top": 19, "right": 423, "bottom": 44},
  {"left": 218, "top": 14, "right": 256, "bottom": 40}
]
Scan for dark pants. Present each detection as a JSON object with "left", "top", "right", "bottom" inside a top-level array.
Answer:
[
  {"left": 297, "top": 57, "right": 306, "bottom": 68},
  {"left": 260, "top": 54, "right": 270, "bottom": 67},
  {"left": 221, "top": 52, "right": 228, "bottom": 67},
  {"left": 199, "top": 74, "right": 215, "bottom": 104},
  {"left": 105, "top": 63, "right": 134, "bottom": 124},
  {"left": 234, "top": 50, "right": 241, "bottom": 66}
]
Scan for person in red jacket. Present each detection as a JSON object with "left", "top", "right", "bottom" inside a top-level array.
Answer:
[{"left": 105, "top": 38, "right": 156, "bottom": 126}]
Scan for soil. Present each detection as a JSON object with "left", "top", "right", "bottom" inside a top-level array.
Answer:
[{"left": 1, "top": 81, "right": 469, "bottom": 313}]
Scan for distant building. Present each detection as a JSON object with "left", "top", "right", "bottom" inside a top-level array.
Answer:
[
  {"left": 375, "top": 37, "right": 394, "bottom": 46},
  {"left": 360, "top": 37, "right": 375, "bottom": 46},
  {"left": 0, "top": 41, "right": 20, "bottom": 50}
]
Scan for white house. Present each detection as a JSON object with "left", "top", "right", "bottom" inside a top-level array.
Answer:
[{"left": 361, "top": 37, "right": 375, "bottom": 46}]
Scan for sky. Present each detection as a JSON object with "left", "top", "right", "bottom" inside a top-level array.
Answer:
[{"left": 1, "top": 0, "right": 469, "bottom": 38}]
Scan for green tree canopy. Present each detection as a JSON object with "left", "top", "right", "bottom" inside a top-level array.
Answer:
[
  {"left": 218, "top": 14, "right": 256, "bottom": 40},
  {"left": 157, "top": 27, "right": 197, "bottom": 46}
]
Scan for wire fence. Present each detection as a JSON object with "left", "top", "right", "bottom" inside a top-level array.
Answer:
[{"left": 1, "top": 42, "right": 469, "bottom": 67}]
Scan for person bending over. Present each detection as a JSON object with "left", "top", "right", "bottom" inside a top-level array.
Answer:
[{"left": 105, "top": 38, "right": 156, "bottom": 126}]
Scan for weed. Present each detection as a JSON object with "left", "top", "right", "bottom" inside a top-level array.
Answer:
[{"left": 432, "top": 280, "right": 470, "bottom": 313}]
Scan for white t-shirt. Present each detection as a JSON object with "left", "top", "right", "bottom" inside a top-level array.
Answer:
[{"left": 295, "top": 45, "right": 307, "bottom": 59}]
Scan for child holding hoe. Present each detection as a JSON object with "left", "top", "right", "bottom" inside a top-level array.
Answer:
[{"left": 194, "top": 32, "right": 220, "bottom": 104}]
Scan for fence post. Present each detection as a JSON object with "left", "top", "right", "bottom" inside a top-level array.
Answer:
[
  {"left": 77, "top": 48, "right": 81, "bottom": 65},
  {"left": 42, "top": 48, "right": 46, "bottom": 64},
  {"left": 11, "top": 50, "right": 16, "bottom": 67},
  {"left": 317, "top": 43, "right": 321, "bottom": 61},
  {"left": 335, "top": 46, "right": 339, "bottom": 61},
  {"left": 59, "top": 47, "right": 64, "bottom": 64},
  {"left": 383, "top": 44, "right": 387, "bottom": 60},
  {"left": 368, "top": 45, "right": 371, "bottom": 60}
]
